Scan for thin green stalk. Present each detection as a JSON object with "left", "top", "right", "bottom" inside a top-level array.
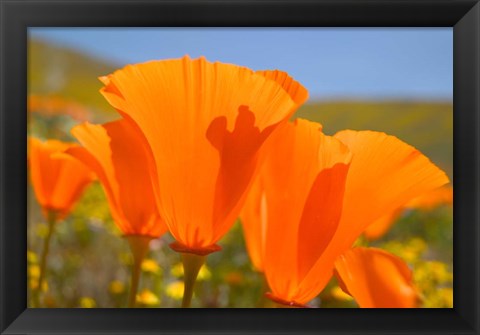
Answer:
[
  {"left": 32, "top": 211, "right": 56, "bottom": 308},
  {"left": 181, "top": 253, "right": 206, "bottom": 308},
  {"left": 126, "top": 235, "right": 152, "bottom": 308}
]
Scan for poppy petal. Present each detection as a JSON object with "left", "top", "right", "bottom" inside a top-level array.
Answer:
[
  {"left": 240, "top": 173, "right": 268, "bottom": 272},
  {"left": 28, "top": 137, "right": 95, "bottom": 219},
  {"left": 29, "top": 137, "right": 63, "bottom": 207},
  {"left": 406, "top": 185, "right": 453, "bottom": 209},
  {"left": 297, "top": 130, "right": 449, "bottom": 303},
  {"left": 100, "top": 56, "right": 306, "bottom": 249},
  {"left": 334, "top": 130, "right": 450, "bottom": 246},
  {"left": 69, "top": 119, "right": 166, "bottom": 237},
  {"left": 49, "top": 151, "right": 96, "bottom": 217},
  {"left": 296, "top": 136, "right": 351, "bottom": 280},
  {"left": 251, "top": 119, "right": 351, "bottom": 301},
  {"left": 256, "top": 69, "right": 309, "bottom": 107},
  {"left": 335, "top": 247, "right": 419, "bottom": 308}
]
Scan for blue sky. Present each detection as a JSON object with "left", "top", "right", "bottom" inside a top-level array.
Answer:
[{"left": 29, "top": 28, "right": 452, "bottom": 101}]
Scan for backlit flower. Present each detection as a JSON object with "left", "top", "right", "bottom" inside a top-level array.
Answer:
[
  {"left": 99, "top": 55, "right": 308, "bottom": 254},
  {"left": 243, "top": 119, "right": 351, "bottom": 305},
  {"left": 28, "top": 137, "right": 95, "bottom": 307},
  {"left": 67, "top": 118, "right": 168, "bottom": 307},
  {"left": 334, "top": 247, "right": 419, "bottom": 308},
  {"left": 67, "top": 119, "right": 167, "bottom": 238},
  {"left": 29, "top": 137, "right": 95, "bottom": 220},
  {"left": 241, "top": 119, "right": 449, "bottom": 306}
]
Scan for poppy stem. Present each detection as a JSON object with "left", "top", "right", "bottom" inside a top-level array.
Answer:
[
  {"left": 126, "top": 235, "right": 152, "bottom": 308},
  {"left": 181, "top": 253, "right": 206, "bottom": 308},
  {"left": 33, "top": 211, "right": 56, "bottom": 307}
]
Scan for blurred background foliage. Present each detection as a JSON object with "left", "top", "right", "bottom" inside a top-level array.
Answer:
[{"left": 27, "top": 39, "right": 453, "bottom": 308}]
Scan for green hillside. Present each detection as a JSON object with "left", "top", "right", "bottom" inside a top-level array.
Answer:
[{"left": 28, "top": 39, "right": 117, "bottom": 119}]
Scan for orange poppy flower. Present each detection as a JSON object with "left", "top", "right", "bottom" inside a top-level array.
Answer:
[
  {"left": 28, "top": 137, "right": 95, "bottom": 220},
  {"left": 67, "top": 119, "right": 167, "bottom": 238},
  {"left": 364, "top": 185, "right": 453, "bottom": 240},
  {"left": 99, "top": 55, "right": 307, "bottom": 254},
  {"left": 242, "top": 118, "right": 352, "bottom": 303},
  {"left": 334, "top": 247, "right": 419, "bottom": 308},
  {"left": 67, "top": 119, "right": 169, "bottom": 307},
  {"left": 241, "top": 120, "right": 449, "bottom": 306}
]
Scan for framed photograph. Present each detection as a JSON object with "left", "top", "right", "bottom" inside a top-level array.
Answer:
[{"left": 1, "top": 0, "right": 479, "bottom": 334}]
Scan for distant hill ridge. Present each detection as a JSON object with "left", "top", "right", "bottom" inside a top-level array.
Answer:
[{"left": 29, "top": 39, "right": 117, "bottom": 118}]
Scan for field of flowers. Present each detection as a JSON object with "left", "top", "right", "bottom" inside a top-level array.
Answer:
[{"left": 27, "top": 41, "right": 453, "bottom": 309}]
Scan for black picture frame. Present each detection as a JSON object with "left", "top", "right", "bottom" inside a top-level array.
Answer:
[{"left": 1, "top": 0, "right": 479, "bottom": 334}]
